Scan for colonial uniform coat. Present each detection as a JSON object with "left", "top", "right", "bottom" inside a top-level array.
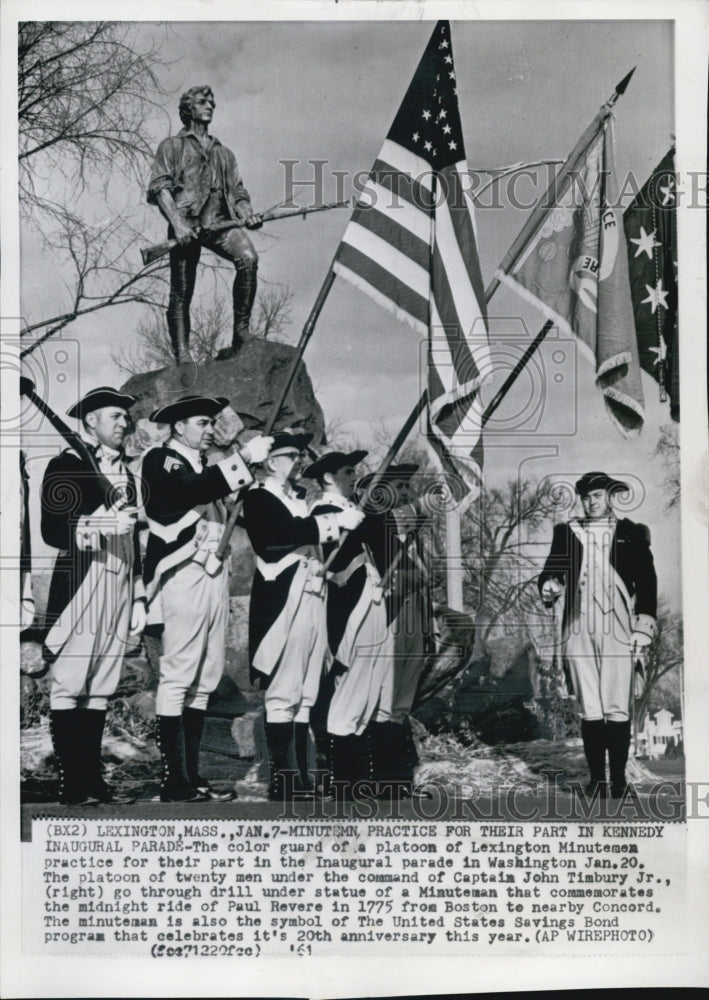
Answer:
[
  {"left": 538, "top": 516, "right": 657, "bottom": 721},
  {"left": 41, "top": 443, "right": 143, "bottom": 711},
  {"left": 141, "top": 440, "right": 253, "bottom": 715},
  {"left": 379, "top": 508, "right": 431, "bottom": 725},
  {"left": 242, "top": 479, "right": 339, "bottom": 724},
  {"left": 311, "top": 494, "right": 393, "bottom": 738}
]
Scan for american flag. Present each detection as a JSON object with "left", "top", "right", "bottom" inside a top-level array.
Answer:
[{"left": 333, "top": 20, "right": 491, "bottom": 503}]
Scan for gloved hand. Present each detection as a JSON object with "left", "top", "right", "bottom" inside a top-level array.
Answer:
[
  {"left": 631, "top": 613, "right": 656, "bottom": 649},
  {"left": 98, "top": 506, "right": 137, "bottom": 537},
  {"left": 240, "top": 435, "right": 274, "bottom": 464},
  {"left": 130, "top": 600, "right": 147, "bottom": 636},
  {"left": 336, "top": 507, "right": 365, "bottom": 531},
  {"left": 631, "top": 630, "right": 653, "bottom": 650},
  {"left": 541, "top": 578, "right": 563, "bottom": 603}
]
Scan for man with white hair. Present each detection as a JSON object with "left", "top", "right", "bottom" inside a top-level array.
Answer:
[{"left": 538, "top": 471, "right": 658, "bottom": 798}]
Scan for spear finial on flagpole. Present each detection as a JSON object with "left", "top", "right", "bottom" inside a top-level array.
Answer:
[
  {"left": 487, "top": 68, "right": 637, "bottom": 302},
  {"left": 611, "top": 67, "right": 636, "bottom": 103}
]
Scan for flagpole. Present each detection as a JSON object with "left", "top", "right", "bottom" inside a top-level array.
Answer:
[
  {"left": 479, "top": 320, "right": 555, "bottom": 427},
  {"left": 262, "top": 270, "right": 337, "bottom": 435},
  {"left": 216, "top": 265, "right": 337, "bottom": 562},
  {"left": 485, "top": 68, "right": 635, "bottom": 303},
  {"left": 374, "top": 69, "right": 637, "bottom": 530},
  {"left": 321, "top": 393, "right": 427, "bottom": 573}
]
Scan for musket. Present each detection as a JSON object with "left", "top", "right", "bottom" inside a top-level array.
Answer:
[
  {"left": 20, "top": 376, "right": 133, "bottom": 510},
  {"left": 140, "top": 200, "right": 350, "bottom": 266}
]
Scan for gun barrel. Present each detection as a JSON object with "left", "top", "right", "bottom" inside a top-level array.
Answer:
[{"left": 140, "top": 200, "right": 350, "bottom": 266}]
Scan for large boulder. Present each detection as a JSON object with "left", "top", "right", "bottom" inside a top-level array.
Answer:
[{"left": 120, "top": 338, "right": 325, "bottom": 445}]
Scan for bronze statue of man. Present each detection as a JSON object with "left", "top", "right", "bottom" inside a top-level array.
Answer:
[{"left": 148, "top": 85, "right": 262, "bottom": 364}]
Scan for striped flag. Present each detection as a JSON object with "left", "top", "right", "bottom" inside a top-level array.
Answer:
[{"left": 333, "top": 20, "right": 491, "bottom": 503}]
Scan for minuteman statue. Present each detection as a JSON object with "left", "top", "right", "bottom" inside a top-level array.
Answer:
[{"left": 148, "top": 85, "right": 262, "bottom": 364}]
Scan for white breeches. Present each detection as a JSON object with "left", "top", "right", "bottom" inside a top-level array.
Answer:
[
  {"left": 156, "top": 560, "right": 229, "bottom": 716},
  {"left": 265, "top": 591, "right": 327, "bottom": 724}
]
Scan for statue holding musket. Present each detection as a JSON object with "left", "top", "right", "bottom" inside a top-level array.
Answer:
[{"left": 147, "top": 85, "right": 262, "bottom": 364}]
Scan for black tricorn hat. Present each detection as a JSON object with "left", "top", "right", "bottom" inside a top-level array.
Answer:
[
  {"left": 67, "top": 387, "right": 136, "bottom": 420},
  {"left": 149, "top": 395, "right": 229, "bottom": 424},
  {"left": 356, "top": 463, "right": 419, "bottom": 492},
  {"left": 575, "top": 471, "right": 629, "bottom": 496},
  {"left": 269, "top": 430, "right": 314, "bottom": 457},
  {"left": 302, "top": 449, "right": 368, "bottom": 481}
]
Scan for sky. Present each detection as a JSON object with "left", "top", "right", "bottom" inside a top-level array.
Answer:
[{"left": 16, "top": 15, "right": 683, "bottom": 602}]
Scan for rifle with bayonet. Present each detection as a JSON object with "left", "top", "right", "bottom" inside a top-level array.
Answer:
[{"left": 140, "top": 200, "right": 350, "bottom": 266}]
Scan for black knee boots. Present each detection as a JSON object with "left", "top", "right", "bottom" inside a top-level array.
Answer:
[
  {"left": 51, "top": 708, "right": 133, "bottom": 805},
  {"left": 51, "top": 709, "right": 88, "bottom": 805},
  {"left": 82, "top": 709, "right": 134, "bottom": 803},
  {"left": 330, "top": 734, "right": 368, "bottom": 800},
  {"left": 265, "top": 721, "right": 296, "bottom": 801},
  {"left": 294, "top": 722, "right": 315, "bottom": 795},
  {"left": 156, "top": 715, "right": 208, "bottom": 802},
  {"left": 232, "top": 262, "right": 258, "bottom": 349},
  {"left": 581, "top": 719, "right": 608, "bottom": 795},
  {"left": 606, "top": 720, "right": 632, "bottom": 798},
  {"left": 581, "top": 719, "right": 633, "bottom": 799},
  {"left": 183, "top": 708, "right": 236, "bottom": 801}
]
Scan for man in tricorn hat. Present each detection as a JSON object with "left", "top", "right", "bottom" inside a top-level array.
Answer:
[
  {"left": 538, "top": 471, "right": 658, "bottom": 798},
  {"left": 147, "top": 85, "right": 262, "bottom": 363},
  {"left": 304, "top": 450, "right": 386, "bottom": 796},
  {"left": 41, "top": 387, "right": 145, "bottom": 804},
  {"left": 241, "top": 434, "right": 364, "bottom": 800},
  {"left": 304, "top": 457, "right": 431, "bottom": 799},
  {"left": 141, "top": 395, "right": 273, "bottom": 801}
]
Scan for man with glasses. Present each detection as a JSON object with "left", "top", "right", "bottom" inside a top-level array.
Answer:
[{"left": 241, "top": 432, "right": 363, "bottom": 800}]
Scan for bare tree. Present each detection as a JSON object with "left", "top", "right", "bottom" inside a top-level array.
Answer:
[
  {"left": 461, "top": 478, "right": 556, "bottom": 655},
  {"left": 655, "top": 424, "right": 681, "bottom": 512},
  {"left": 635, "top": 599, "right": 683, "bottom": 729},
  {"left": 111, "top": 287, "right": 297, "bottom": 375},
  {"left": 18, "top": 22, "right": 173, "bottom": 356},
  {"left": 19, "top": 22, "right": 166, "bottom": 206},
  {"left": 254, "top": 285, "right": 294, "bottom": 341}
]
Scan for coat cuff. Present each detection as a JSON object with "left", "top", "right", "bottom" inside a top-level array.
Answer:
[
  {"left": 75, "top": 512, "right": 105, "bottom": 552},
  {"left": 633, "top": 613, "right": 656, "bottom": 641},
  {"left": 133, "top": 577, "right": 146, "bottom": 602},
  {"left": 216, "top": 452, "right": 253, "bottom": 491},
  {"left": 315, "top": 513, "right": 339, "bottom": 545}
]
